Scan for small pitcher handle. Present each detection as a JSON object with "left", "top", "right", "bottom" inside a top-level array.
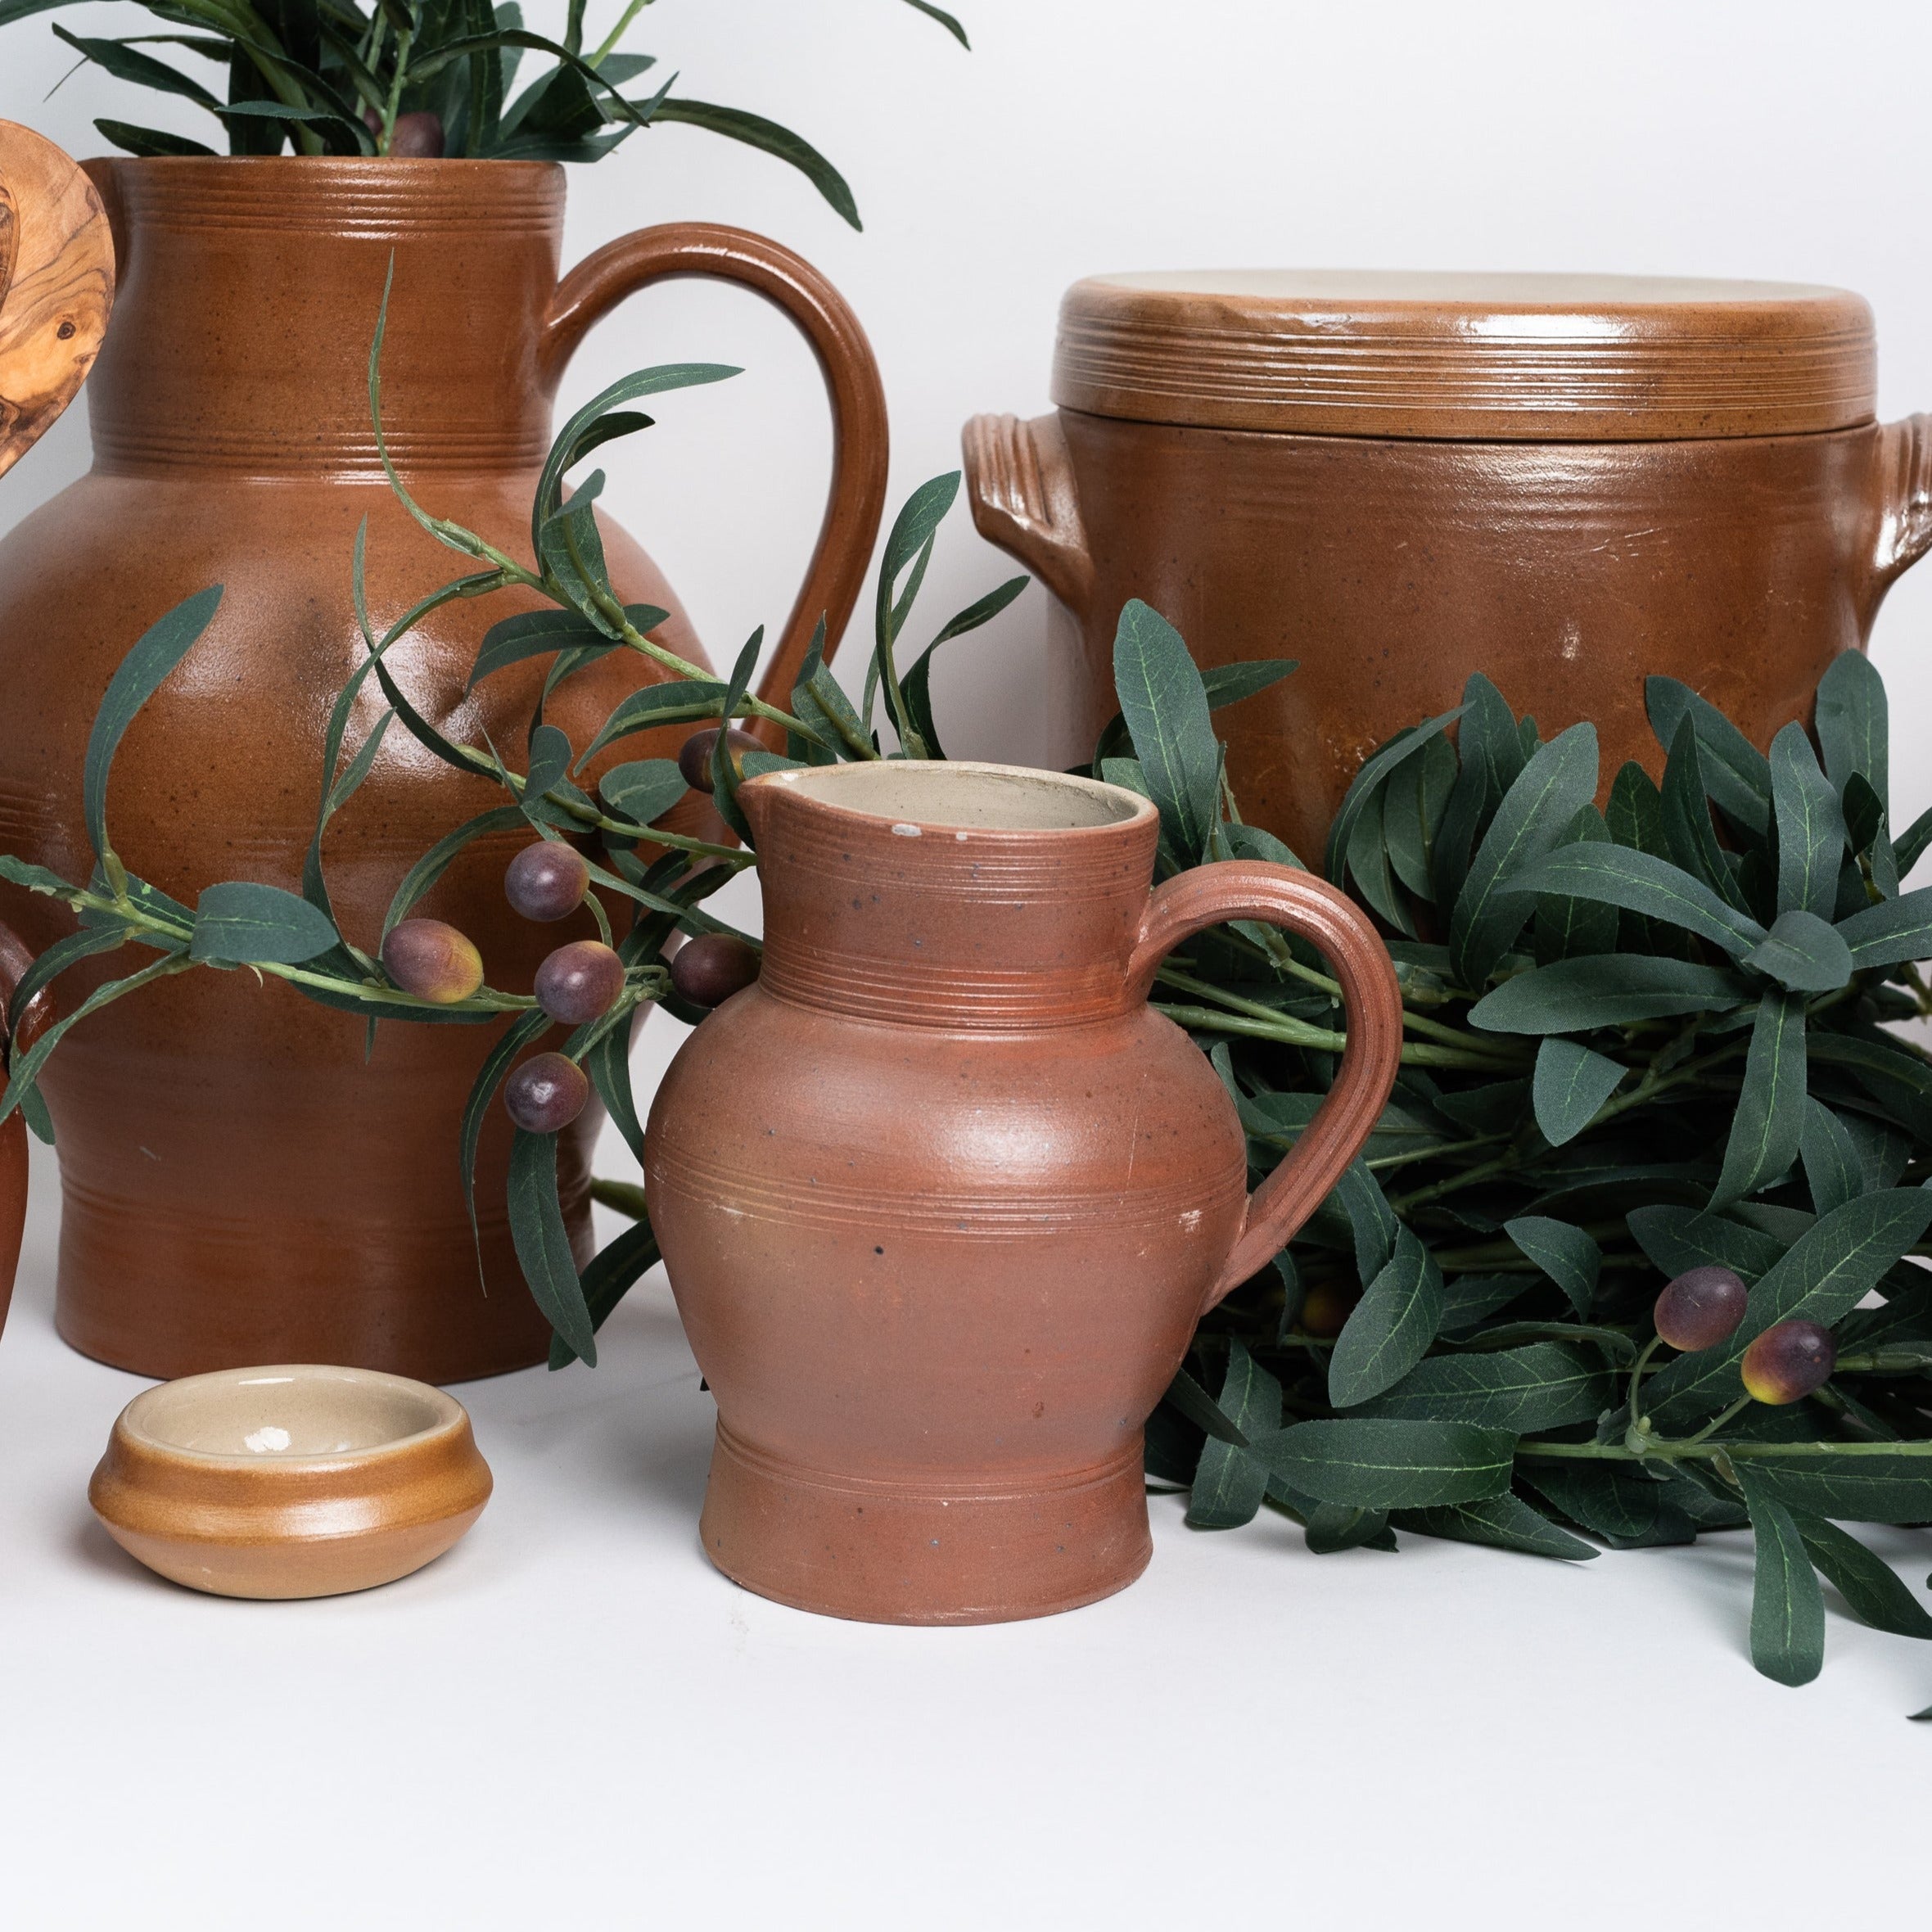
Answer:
[
  {"left": 1125, "top": 862, "right": 1403, "bottom": 1314},
  {"left": 537, "top": 223, "right": 887, "bottom": 742}
]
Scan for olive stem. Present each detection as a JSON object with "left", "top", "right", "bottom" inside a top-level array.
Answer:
[{"left": 1627, "top": 1334, "right": 1664, "bottom": 1430}]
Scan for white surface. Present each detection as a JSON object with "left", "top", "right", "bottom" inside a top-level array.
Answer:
[
  {"left": 7, "top": 4, "right": 1932, "bottom": 1924},
  {"left": 2, "top": 1140, "right": 1931, "bottom": 1932}
]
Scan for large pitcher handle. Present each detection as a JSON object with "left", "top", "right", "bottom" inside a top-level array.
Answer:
[
  {"left": 538, "top": 223, "right": 887, "bottom": 741},
  {"left": 0, "top": 120, "right": 115, "bottom": 482},
  {"left": 1125, "top": 862, "right": 1402, "bottom": 1314}
]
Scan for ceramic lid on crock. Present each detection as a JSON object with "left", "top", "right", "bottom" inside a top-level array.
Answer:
[{"left": 1050, "top": 270, "right": 1876, "bottom": 440}]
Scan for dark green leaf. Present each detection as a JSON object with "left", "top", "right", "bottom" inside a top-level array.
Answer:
[
  {"left": 1248, "top": 1419, "right": 1515, "bottom": 1510},
  {"left": 52, "top": 22, "right": 222, "bottom": 104},
  {"left": 214, "top": 100, "right": 372, "bottom": 155},
  {"left": 1711, "top": 990, "right": 1806, "bottom": 1208},
  {"left": 1502, "top": 1216, "right": 1600, "bottom": 1316},
  {"left": 1468, "top": 955, "right": 1749, "bottom": 1034},
  {"left": 1531, "top": 1037, "right": 1624, "bottom": 1146},
  {"left": 1298, "top": 1503, "right": 1396, "bottom": 1555},
  {"left": 1533, "top": 805, "right": 1618, "bottom": 962},
  {"left": 1329, "top": 706, "right": 1465, "bottom": 903},
  {"left": 1770, "top": 722, "right": 1848, "bottom": 921},
  {"left": 7, "top": 925, "right": 132, "bottom": 1037},
  {"left": 1329, "top": 1224, "right": 1446, "bottom": 1407},
  {"left": 576, "top": 679, "right": 730, "bottom": 768},
  {"left": 1836, "top": 885, "right": 1932, "bottom": 970},
  {"left": 1808, "top": 1032, "right": 1932, "bottom": 1142},
  {"left": 84, "top": 586, "right": 223, "bottom": 866},
  {"left": 1361, "top": 1343, "right": 1609, "bottom": 1433},
  {"left": 585, "top": 1017, "right": 642, "bottom": 1163},
  {"left": 548, "top": 1217, "right": 661, "bottom": 1368},
  {"left": 1393, "top": 1492, "right": 1596, "bottom": 1560},
  {"left": 460, "top": 1009, "right": 550, "bottom": 1254},
  {"left": 1645, "top": 675, "right": 1772, "bottom": 835},
  {"left": 1625, "top": 1203, "right": 1783, "bottom": 1283},
  {"left": 708, "top": 630, "right": 764, "bottom": 844},
  {"left": 1738, "top": 1466, "right": 1826, "bottom": 1686},
  {"left": 641, "top": 96, "right": 862, "bottom": 222},
  {"left": 1741, "top": 908, "right": 1853, "bottom": 991},
  {"left": 1521, "top": 1463, "right": 1697, "bottom": 1548},
  {"left": 1509, "top": 842, "right": 1765, "bottom": 957},
  {"left": 1662, "top": 716, "right": 1752, "bottom": 912},
  {"left": 900, "top": 0, "right": 970, "bottom": 44},
  {"left": 1799, "top": 1099, "right": 1866, "bottom": 1217},
  {"left": 1815, "top": 648, "right": 1889, "bottom": 813},
  {"left": 1187, "top": 1341, "right": 1281, "bottom": 1528},
  {"left": 470, "top": 603, "right": 664, "bottom": 688},
  {"left": 1331, "top": 1158, "right": 1398, "bottom": 1284},
  {"left": 508, "top": 1126, "right": 595, "bottom": 1365},
  {"left": 189, "top": 882, "right": 340, "bottom": 964},
  {"left": 0, "top": 955, "right": 189, "bottom": 1126},
  {"left": 93, "top": 120, "right": 219, "bottom": 157},
  {"left": 1384, "top": 732, "right": 1457, "bottom": 903},
  {"left": 599, "top": 759, "right": 688, "bottom": 828},
  {"left": 1734, "top": 1447, "right": 1932, "bottom": 1524},
  {"left": 382, "top": 806, "right": 526, "bottom": 939},
  {"left": 1113, "top": 599, "right": 1220, "bottom": 867},
  {"left": 1792, "top": 1512, "right": 1932, "bottom": 1638}
]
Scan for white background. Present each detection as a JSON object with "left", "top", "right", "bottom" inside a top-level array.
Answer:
[{"left": 5, "top": 3, "right": 1932, "bottom": 1925}]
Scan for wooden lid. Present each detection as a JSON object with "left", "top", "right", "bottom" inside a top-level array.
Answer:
[{"left": 1050, "top": 271, "right": 1876, "bottom": 440}]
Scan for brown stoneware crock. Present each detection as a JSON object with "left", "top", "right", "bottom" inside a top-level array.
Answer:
[
  {"left": 643, "top": 760, "right": 1403, "bottom": 1624},
  {"left": 965, "top": 271, "right": 1932, "bottom": 861},
  {"left": 0, "top": 157, "right": 887, "bottom": 1383}
]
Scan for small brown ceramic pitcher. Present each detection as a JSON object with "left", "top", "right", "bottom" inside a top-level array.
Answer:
[{"left": 643, "top": 760, "right": 1402, "bottom": 1624}]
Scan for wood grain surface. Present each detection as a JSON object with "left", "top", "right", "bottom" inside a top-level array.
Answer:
[{"left": 0, "top": 121, "right": 114, "bottom": 481}]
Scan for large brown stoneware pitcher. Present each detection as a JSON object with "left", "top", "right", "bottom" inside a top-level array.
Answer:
[
  {"left": 643, "top": 761, "right": 1403, "bottom": 1623},
  {"left": 0, "top": 158, "right": 887, "bottom": 1383},
  {"left": 965, "top": 271, "right": 1932, "bottom": 863}
]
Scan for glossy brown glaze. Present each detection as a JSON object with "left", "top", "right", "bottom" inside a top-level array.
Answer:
[
  {"left": 966, "top": 273, "right": 1932, "bottom": 863},
  {"left": 0, "top": 123, "right": 113, "bottom": 481},
  {"left": 0, "top": 160, "right": 887, "bottom": 1381},
  {"left": 643, "top": 761, "right": 1402, "bottom": 1623},
  {"left": 88, "top": 1364, "right": 492, "bottom": 1598}
]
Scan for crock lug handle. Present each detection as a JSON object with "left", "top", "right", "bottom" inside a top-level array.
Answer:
[
  {"left": 961, "top": 411, "right": 1095, "bottom": 616},
  {"left": 1869, "top": 412, "right": 1932, "bottom": 602}
]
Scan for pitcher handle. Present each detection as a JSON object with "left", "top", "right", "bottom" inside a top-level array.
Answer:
[
  {"left": 1125, "top": 862, "right": 1402, "bottom": 1315},
  {"left": 538, "top": 222, "right": 888, "bottom": 742},
  {"left": 0, "top": 120, "right": 115, "bottom": 484},
  {"left": 961, "top": 411, "right": 1095, "bottom": 615}
]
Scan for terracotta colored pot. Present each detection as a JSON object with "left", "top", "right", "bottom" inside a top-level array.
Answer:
[
  {"left": 89, "top": 1363, "right": 492, "bottom": 1598},
  {"left": 643, "top": 761, "right": 1402, "bottom": 1623},
  {"left": 0, "top": 159, "right": 887, "bottom": 1382},
  {"left": 964, "top": 271, "right": 1932, "bottom": 863}
]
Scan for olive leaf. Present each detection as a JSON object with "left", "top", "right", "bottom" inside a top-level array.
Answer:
[{"left": 1113, "top": 598, "right": 1221, "bottom": 868}]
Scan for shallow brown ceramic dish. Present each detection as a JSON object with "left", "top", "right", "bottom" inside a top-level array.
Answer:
[
  {"left": 88, "top": 1364, "right": 492, "bottom": 1599},
  {"left": 966, "top": 270, "right": 1932, "bottom": 861}
]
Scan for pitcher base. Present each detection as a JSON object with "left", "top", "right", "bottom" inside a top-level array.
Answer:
[{"left": 699, "top": 1422, "right": 1153, "bottom": 1625}]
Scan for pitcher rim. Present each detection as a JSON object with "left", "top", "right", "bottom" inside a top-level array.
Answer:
[{"left": 746, "top": 757, "right": 1158, "bottom": 840}]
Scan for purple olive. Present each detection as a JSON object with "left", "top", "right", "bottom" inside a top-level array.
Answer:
[
  {"left": 668, "top": 932, "right": 761, "bottom": 1009},
  {"left": 505, "top": 842, "right": 590, "bottom": 923},
  {"left": 504, "top": 1053, "right": 589, "bottom": 1134},
  {"left": 1653, "top": 1265, "right": 1749, "bottom": 1352},
  {"left": 678, "top": 724, "right": 762, "bottom": 794},
  {"left": 1740, "top": 1320, "right": 1837, "bottom": 1406},
  {"left": 381, "top": 918, "right": 483, "bottom": 1004},
  {"left": 535, "top": 939, "right": 625, "bottom": 1025},
  {"left": 389, "top": 111, "right": 445, "bottom": 158}
]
